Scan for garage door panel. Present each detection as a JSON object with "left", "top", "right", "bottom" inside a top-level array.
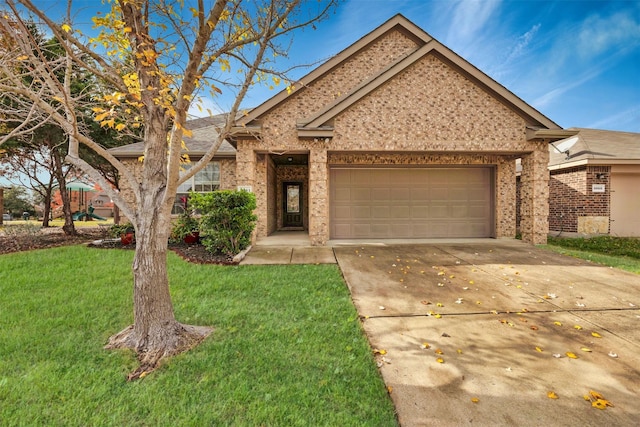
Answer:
[
  {"left": 330, "top": 168, "right": 493, "bottom": 239},
  {"left": 390, "top": 205, "right": 411, "bottom": 218},
  {"left": 392, "top": 188, "right": 411, "bottom": 200},
  {"left": 334, "top": 187, "right": 350, "bottom": 201},
  {"left": 372, "top": 207, "right": 390, "bottom": 218},
  {"left": 372, "top": 188, "right": 390, "bottom": 200}
]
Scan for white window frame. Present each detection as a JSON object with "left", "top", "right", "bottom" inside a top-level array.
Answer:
[{"left": 173, "top": 162, "right": 220, "bottom": 214}]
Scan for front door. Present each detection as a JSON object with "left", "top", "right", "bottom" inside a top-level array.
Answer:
[{"left": 283, "top": 182, "right": 303, "bottom": 228}]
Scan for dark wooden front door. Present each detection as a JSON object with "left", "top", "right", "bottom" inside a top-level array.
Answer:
[{"left": 283, "top": 182, "right": 303, "bottom": 227}]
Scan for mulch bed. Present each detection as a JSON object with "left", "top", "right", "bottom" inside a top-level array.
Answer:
[{"left": 0, "top": 228, "right": 234, "bottom": 265}]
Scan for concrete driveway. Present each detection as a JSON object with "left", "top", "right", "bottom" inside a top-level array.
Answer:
[{"left": 333, "top": 240, "right": 640, "bottom": 426}]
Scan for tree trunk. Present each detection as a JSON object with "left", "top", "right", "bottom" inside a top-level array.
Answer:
[
  {"left": 104, "top": 125, "right": 212, "bottom": 379},
  {"left": 41, "top": 191, "right": 52, "bottom": 227},
  {"left": 52, "top": 151, "right": 77, "bottom": 236}
]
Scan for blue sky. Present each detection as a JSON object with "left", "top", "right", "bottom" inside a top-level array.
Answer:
[
  {"left": 236, "top": 0, "right": 640, "bottom": 133},
  {"left": 10, "top": 0, "right": 640, "bottom": 133}
]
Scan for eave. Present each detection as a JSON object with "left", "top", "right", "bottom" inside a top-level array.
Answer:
[{"left": 526, "top": 128, "right": 579, "bottom": 142}]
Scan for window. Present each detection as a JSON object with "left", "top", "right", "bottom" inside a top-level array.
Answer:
[{"left": 173, "top": 162, "right": 220, "bottom": 214}]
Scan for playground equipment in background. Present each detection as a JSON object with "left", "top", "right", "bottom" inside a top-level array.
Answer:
[{"left": 72, "top": 203, "right": 106, "bottom": 221}]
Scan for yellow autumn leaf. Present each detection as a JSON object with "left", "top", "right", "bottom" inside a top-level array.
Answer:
[
  {"left": 387, "top": 386, "right": 393, "bottom": 394},
  {"left": 115, "top": 123, "right": 126, "bottom": 131},
  {"left": 471, "top": 397, "right": 479, "bottom": 403},
  {"left": 94, "top": 111, "right": 110, "bottom": 122},
  {"left": 574, "top": 325, "right": 583, "bottom": 330},
  {"left": 421, "top": 342, "right": 431, "bottom": 349},
  {"left": 553, "top": 321, "right": 562, "bottom": 326},
  {"left": 436, "top": 303, "right": 443, "bottom": 307},
  {"left": 580, "top": 347, "right": 592, "bottom": 352},
  {"left": 592, "top": 399, "right": 612, "bottom": 410},
  {"left": 436, "top": 357, "right": 444, "bottom": 363},
  {"left": 16, "top": 55, "right": 28, "bottom": 60},
  {"left": 547, "top": 391, "right": 559, "bottom": 399},
  {"left": 373, "top": 349, "right": 387, "bottom": 355},
  {"left": 591, "top": 332, "right": 602, "bottom": 338},
  {"left": 566, "top": 352, "right": 578, "bottom": 359},
  {"left": 589, "top": 390, "right": 605, "bottom": 400},
  {"left": 456, "top": 349, "right": 463, "bottom": 354},
  {"left": 535, "top": 346, "right": 543, "bottom": 352},
  {"left": 434, "top": 348, "right": 444, "bottom": 355},
  {"left": 434, "top": 314, "right": 442, "bottom": 318},
  {"left": 61, "top": 23, "right": 71, "bottom": 32}
]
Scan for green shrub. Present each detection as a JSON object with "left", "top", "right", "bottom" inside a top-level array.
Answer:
[{"left": 189, "top": 190, "right": 257, "bottom": 255}]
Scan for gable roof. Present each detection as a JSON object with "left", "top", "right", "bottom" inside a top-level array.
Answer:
[
  {"left": 108, "top": 114, "right": 236, "bottom": 158},
  {"left": 549, "top": 128, "right": 640, "bottom": 169},
  {"left": 234, "top": 14, "right": 560, "bottom": 136}
]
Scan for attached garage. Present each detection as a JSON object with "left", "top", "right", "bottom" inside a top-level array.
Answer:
[{"left": 330, "top": 167, "right": 494, "bottom": 239}]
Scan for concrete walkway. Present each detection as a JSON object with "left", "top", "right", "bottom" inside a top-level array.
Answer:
[{"left": 240, "top": 236, "right": 640, "bottom": 425}]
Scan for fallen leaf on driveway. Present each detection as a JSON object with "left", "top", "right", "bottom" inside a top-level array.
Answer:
[
  {"left": 591, "top": 332, "right": 602, "bottom": 338},
  {"left": 436, "top": 357, "right": 444, "bottom": 363},
  {"left": 420, "top": 300, "right": 432, "bottom": 305},
  {"left": 535, "top": 346, "right": 543, "bottom": 352},
  {"left": 553, "top": 321, "right": 562, "bottom": 326},
  {"left": 586, "top": 390, "right": 614, "bottom": 410},
  {"left": 574, "top": 325, "right": 583, "bottom": 330},
  {"left": 547, "top": 391, "right": 559, "bottom": 399},
  {"left": 566, "top": 352, "right": 578, "bottom": 359},
  {"left": 373, "top": 349, "right": 387, "bottom": 355},
  {"left": 471, "top": 397, "right": 479, "bottom": 403},
  {"left": 580, "top": 347, "right": 592, "bottom": 352},
  {"left": 435, "top": 348, "right": 444, "bottom": 354},
  {"left": 608, "top": 351, "right": 618, "bottom": 358},
  {"left": 530, "top": 326, "right": 539, "bottom": 330},
  {"left": 421, "top": 342, "right": 431, "bottom": 349}
]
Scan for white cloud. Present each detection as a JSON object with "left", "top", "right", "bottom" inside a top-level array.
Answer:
[
  {"left": 578, "top": 12, "right": 640, "bottom": 59},
  {"left": 446, "top": 0, "right": 501, "bottom": 46},
  {"left": 587, "top": 104, "right": 640, "bottom": 131},
  {"left": 532, "top": 68, "right": 601, "bottom": 108},
  {"left": 505, "top": 23, "right": 541, "bottom": 64}
]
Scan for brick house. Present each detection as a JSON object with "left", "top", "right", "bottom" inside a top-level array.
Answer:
[
  {"left": 545, "top": 128, "right": 640, "bottom": 237},
  {"left": 111, "top": 14, "right": 570, "bottom": 245}
]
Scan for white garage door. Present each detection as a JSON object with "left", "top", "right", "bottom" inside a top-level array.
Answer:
[
  {"left": 330, "top": 168, "right": 493, "bottom": 239},
  {"left": 610, "top": 172, "right": 640, "bottom": 237}
]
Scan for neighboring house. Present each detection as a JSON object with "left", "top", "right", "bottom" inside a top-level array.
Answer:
[
  {"left": 111, "top": 14, "right": 572, "bottom": 245},
  {"left": 547, "top": 128, "right": 640, "bottom": 237}
]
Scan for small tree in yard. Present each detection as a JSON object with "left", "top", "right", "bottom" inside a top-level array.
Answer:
[{"left": 0, "top": 0, "right": 337, "bottom": 379}]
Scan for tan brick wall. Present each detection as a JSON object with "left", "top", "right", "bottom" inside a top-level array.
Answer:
[
  {"left": 519, "top": 145, "right": 550, "bottom": 244},
  {"left": 238, "top": 29, "right": 547, "bottom": 245},
  {"left": 266, "top": 158, "right": 277, "bottom": 235},
  {"left": 219, "top": 158, "right": 236, "bottom": 190}
]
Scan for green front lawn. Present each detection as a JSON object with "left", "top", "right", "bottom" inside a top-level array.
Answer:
[
  {"left": 0, "top": 246, "right": 397, "bottom": 426},
  {"left": 542, "top": 236, "right": 640, "bottom": 274}
]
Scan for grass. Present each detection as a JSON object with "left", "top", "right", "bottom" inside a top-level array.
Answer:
[
  {"left": 542, "top": 236, "right": 640, "bottom": 274},
  {"left": 1, "top": 218, "right": 114, "bottom": 229},
  {"left": 0, "top": 246, "right": 397, "bottom": 426}
]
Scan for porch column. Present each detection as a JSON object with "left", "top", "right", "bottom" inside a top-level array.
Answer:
[
  {"left": 235, "top": 141, "right": 261, "bottom": 240},
  {"left": 520, "top": 143, "right": 550, "bottom": 244},
  {"left": 308, "top": 147, "right": 328, "bottom": 246},
  {"left": 495, "top": 157, "right": 516, "bottom": 238}
]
